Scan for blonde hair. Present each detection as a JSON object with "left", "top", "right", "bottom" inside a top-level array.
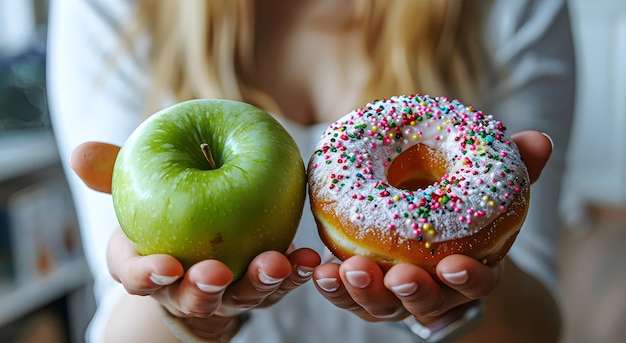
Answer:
[{"left": 132, "top": 0, "right": 492, "bottom": 116}]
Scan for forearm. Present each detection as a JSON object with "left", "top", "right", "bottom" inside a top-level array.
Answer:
[
  {"left": 103, "top": 294, "right": 243, "bottom": 343},
  {"left": 459, "top": 258, "right": 561, "bottom": 343},
  {"left": 103, "top": 294, "right": 177, "bottom": 343}
]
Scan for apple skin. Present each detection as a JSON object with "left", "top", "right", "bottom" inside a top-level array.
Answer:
[{"left": 112, "top": 99, "right": 306, "bottom": 278}]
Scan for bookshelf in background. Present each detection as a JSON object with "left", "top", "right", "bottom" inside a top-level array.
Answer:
[{"left": 0, "top": 130, "right": 95, "bottom": 343}]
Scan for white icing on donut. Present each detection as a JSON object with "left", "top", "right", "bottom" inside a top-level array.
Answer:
[{"left": 308, "top": 94, "right": 529, "bottom": 243}]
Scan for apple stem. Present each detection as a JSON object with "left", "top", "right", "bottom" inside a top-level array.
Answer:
[{"left": 200, "top": 143, "right": 217, "bottom": 170}]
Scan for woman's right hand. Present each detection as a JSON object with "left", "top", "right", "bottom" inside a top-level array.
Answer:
[{"left": 71, "top": 142, "right": 321, "bottom": 340}]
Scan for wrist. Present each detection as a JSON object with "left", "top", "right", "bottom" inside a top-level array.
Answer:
[
  {"left": 161, "top": 307, "right": 250, "bottom": 343},
  {"left": 403, "top": 299, "right": 485, "bottom": 343}
]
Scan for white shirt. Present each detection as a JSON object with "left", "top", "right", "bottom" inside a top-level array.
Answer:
[{"left": 47, "top": 0, "right": 575, "bottom": 342}]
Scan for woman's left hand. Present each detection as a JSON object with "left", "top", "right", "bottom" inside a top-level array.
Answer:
[
  {"left": 314, "top": 252, "right": 502, "bottom": 323},
  {"left": 312, "top": 130, "right": 553, "bottom": 323}
]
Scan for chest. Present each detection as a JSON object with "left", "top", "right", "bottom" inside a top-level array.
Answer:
[{"left": 249, "top": 19, "right": 370, "bottom": 125}]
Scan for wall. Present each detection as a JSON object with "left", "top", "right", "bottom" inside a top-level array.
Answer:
[{"left": 563, "top": 0, "right": 626, "bottom": 223}]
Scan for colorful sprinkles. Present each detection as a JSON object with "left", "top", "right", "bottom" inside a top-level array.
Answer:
[{"left": 308, "top": 94, "right": 529, "bottom": 246}]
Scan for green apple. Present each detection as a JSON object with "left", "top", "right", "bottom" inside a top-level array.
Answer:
[{"left": 111, "top": 99, "right": 306, "bottom": 278}]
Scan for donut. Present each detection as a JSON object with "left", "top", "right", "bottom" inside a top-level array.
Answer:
[{"left": 307, "top": 94, "right": 530, "bottom": 273}]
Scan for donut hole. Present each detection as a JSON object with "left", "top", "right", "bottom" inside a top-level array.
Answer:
[{"left": 386, "top": 144, "right": 449, "bottom": 191}]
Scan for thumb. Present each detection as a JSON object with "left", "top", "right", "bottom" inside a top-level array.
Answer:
[
  {"left": 510, "top": 131, "right": 553, "bottom": 184},
  {"left": 70, "top": 141, "right": 120, "bottom": 194}
]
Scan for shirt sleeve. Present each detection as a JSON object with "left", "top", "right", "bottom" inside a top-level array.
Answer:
[
  {"left": 47, "top": 0, "right": 150, "bottom": 341},
  {"left": 485, "top": 0, "right": 576, "bottom": 299}
]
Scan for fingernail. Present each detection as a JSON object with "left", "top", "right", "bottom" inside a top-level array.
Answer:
[
  {"left": 316, "top": 278, "right": 340, "bottom": 292},
  {"left": 322, "top": 248, "right": 339, "bottom": 263},
  {"left": 541, "top": 132, "right": 554, "bottom": 149},
  {"left": 345, "top": 271, "right": 371, "bottom": 289},
  {"left": 195, "top": 282, "right": 227, "bottom": 293},
  {"left": 441, "top": 270, "right": 469, "bottom": 285},
  {"left": 257, "top": 270, "right": 285, "bottom": 290},
  {"left": 150, "top": 273, "right": 179, "bottom": 286},
  {"left": 373, "top": 308, "right": 406, "bottom": 319},
  {"left": 391, "top": 282, "right": 418, "bottom": 297},
  {"left": 296, "top": 266, "right": 314, "bottom": 278}
]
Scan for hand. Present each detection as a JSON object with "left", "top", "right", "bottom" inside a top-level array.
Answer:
[
  {"left": 312, "top": 130, "right": 553, "bottom": 323},
  {"left": 71, "top": 142, "right": 321, "bottom": 340}
]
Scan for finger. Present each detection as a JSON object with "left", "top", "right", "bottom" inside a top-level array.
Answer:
[
  {"left": 511, "top": 131, "right": 553, "bottom": 184},
  {"left": 436, "top": 254, "right": 502, "bottom": 300},
  {"left": 313, "top": 262, "right": 367, "bottom": 316},
  {"left": 339, "top": 256, "right": 407, "bottom": 321},
  {"left": 70, "top": 141, "right": 120, "bottom": 194},
  {"left": 107, "top": 227, "right": 183, "bottom": 295},
  {"left": 219, "top": 251, "right": 292, "bottom": 315},
  {"left": 261, "top": 247, "right": 321, "bottom": 307},
  {"left": 384, "top": 263, "right": 447, "bottom": 317},
  {"left": 161, "top": 260, "right": 234, "bottom": 317}
]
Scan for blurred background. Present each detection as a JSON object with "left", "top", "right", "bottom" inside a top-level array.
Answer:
[
  {"left": 0, "top": 0, "right": 624, "bottom": 342},
  {"left": 0, "top": 0, "right": 94, "bottom": 342}
]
